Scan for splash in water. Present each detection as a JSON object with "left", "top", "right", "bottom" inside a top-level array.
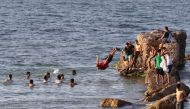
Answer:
[{"left": 53, "top": 68, "right": 59, "bottom": 74}]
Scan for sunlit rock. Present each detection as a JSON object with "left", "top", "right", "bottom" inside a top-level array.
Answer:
[{"left": 100, "top": 98, "right": 132, "bottom": 108}]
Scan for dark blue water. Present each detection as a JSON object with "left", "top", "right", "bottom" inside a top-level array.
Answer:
[{"left": 0, "top": 0, "right": 190, "bottom": 108}]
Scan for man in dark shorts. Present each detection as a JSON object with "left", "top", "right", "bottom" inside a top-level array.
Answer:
[
  {"left": 154, "top": 49, "right": 164, "bottom": 84},
  {"left": 96, "top": 48, "right": 116, "bottom": 70},
  {"left": 124, "top": 42, "right": 135, "bottom": 62},
  {"left": 124, "top": 42, "right": 135, "bottom": 70}
]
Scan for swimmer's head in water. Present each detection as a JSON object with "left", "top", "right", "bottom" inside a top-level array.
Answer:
[
  {"left": 30, "top": 79, "right": 33, "bottom": 84},
  {"left": 57, "top": 74, "right": 61, "bottom": 80},
  {"left": 70, "top": 78, "right": 74, "bottom": 83},
  {"left": 72, "top": 70, "right": 76, "bottom": 75},
  {"left": 26, "top": 72, "right": 30, "bottom": 75},
  {"left": 9, "top": 74, "right": 12, "bottom": 80},
  {"left": 44, "top": 75, "right": 48, "bottom": 81}
]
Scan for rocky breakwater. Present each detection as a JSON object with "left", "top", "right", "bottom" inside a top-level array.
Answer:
[
  {"left": 114, "top": 29, "right": 186, "bottom": 76},
  {"left": 137, "top": 29, "right": 188, "bottom": 109},
  {"left": 114, "top": 29, "right": 189, "bottom": 109}
]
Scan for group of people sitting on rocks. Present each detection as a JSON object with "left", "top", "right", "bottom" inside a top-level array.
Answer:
[{"left": 3, "top": 70, "right": 77, "bottom": 88}]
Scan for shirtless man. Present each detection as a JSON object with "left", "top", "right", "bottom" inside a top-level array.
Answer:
[
  {"left": 176, "top": 83, "right": 186, "bottom": 109},
  {"left": 55, "top": 74, "right": 62, "bottom": 84},
  {"left": 28, "top": 79, "right": 35, "bottom": 88},
  {"left": 70, "top": 78, "right": 77, "bottom": 87},
  {"left": 43, "top": 75, "right": 48, "bottom": 83},
  {"left": 3, "top": 74, "right": 13, "bottom": 85},
  {"left": 96, "top": 48, "right": 116, "bottom": 70},
  {"left": 131, "top": 40, "right": 142, "bottom": 68}
]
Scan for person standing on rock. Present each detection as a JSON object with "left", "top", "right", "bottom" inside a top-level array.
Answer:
[
  {"left": 161, "top": 26, "right": 173, "bottom": 43},
  {"left": 162, "top": 47, "right": 173, "bottom": 84},
  {"left": 176, "top": 83, "right": 186, "bottom": 109},
  {"left": 96, "top": 48, "right": 117, "bottom": 70},
  {"left": 124, "top": 42, "right": 135, "bottom": 70},
  {"left": 154, "top": 49, "right": 164, "bottom": 85},
  {"left": 131, "top": 40, "right": 142, "bottom": 68},
  {"left": 160, "top": 50, "right": 168, "bottom": 75},
  {"left": 145, "top": 61, "right": 152, "bottom": 85}
]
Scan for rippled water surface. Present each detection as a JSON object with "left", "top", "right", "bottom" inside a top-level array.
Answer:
[{"left": 0, "top": 0, "right": 190, "bottom": 108}]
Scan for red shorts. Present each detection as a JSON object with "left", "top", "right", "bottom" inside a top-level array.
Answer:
[{"left": 97, "top": 61, "right": 108, "bottom": 70}]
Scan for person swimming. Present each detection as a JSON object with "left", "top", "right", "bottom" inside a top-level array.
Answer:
[
  {"left": 154, "top": 49, "right": 164, "bottom": 85},
  {"left": 55, "top": 74, "right": 62, "bottom": 84},
  {"left": 96, "top": 48, "right": 117, "bottom": 70},
  {"left": 43, "top": 72, "right": 51, "bottom": 83},
  {"left": 28, "top": 79, "right": 35, "bottom": 88},
  {"left": 70, "top": 78, "right": 77, "bottom": 87},
  {"left": 72, "top": 70, "right": 76, "bottom": 75},
  {"left": 43, "top": 74, "right": 48, "bottom": 83},
  {"left": 25, "top": 72, "right": 31, "bottom": 80},
  {"left": 3, "top": 74, "right": 13, "bottom": 85}
]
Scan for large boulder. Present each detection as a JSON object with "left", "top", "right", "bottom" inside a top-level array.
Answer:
[
  {"left": 146, "top": 93, "right": 176, "bottom": 109},
  {"left": 100, "top": 98, "right": 132, "bottom": 108},
  {"left": 144, "top": 82, "right": 190, "bottom": 102}
]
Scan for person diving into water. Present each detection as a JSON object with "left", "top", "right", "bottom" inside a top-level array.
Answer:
[{"left": 96, "top": 48, "right": 117, "bottom": 70}]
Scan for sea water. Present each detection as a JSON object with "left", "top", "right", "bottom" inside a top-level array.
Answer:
[{"left": 0, "top": 0, "right": 190, "bottom": 108}]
